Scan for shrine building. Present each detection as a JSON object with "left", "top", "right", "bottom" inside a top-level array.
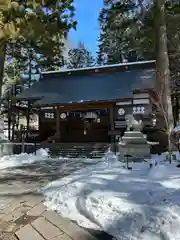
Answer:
[{"left": 17, "top": 60, "right": 164, "bottom": 150}]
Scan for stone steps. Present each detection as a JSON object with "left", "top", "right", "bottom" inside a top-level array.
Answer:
[
  {"left": 11, "top": 141, "right": 109, "bottom": 158},
  {"left": 40, "top": 143, "right": 109, "bottom": 158}
]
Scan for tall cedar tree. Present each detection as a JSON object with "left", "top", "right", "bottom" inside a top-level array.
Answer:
[
  {"left": 140, "top": 1, "right": 180, "bottom": 93},
  {"left": 97, "top": 0, "right": 150, "bottom": 65},
  {"left": 98, "top": 1, "right": 180, "bottom": 93},
  {"left": 154, "top": 0, "right": 174, "bottom": 153}
]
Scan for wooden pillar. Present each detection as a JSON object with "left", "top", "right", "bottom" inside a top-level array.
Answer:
[
  {"left": 55, "top": 106, "right": 60, "bottom": 140},
  {"left": 8, "top": 99, "right": 11, "bottom": 141},
  {"left": 110, "top": 104, "right": 116, "bottom": 152}
]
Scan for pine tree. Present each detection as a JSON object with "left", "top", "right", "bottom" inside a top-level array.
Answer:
[
  {"left": 98, "top": 0, "right": 180, "bottom": 94},
  {"left": 97, "top": 0, "right": 147, "bottom": 65},
  {"left": 0, "top": 0, "right": 76, "bottom": 97},
  {"left": 137, "top": 1, "right": 180, "bottom": 93},
  {"left": 67, "top": 42, "right": 95, "bottom": 69}
]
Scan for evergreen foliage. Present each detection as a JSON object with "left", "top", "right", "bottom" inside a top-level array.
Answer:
[
  {"left": 98, "top": 0, "right": 180, "bottom": 92},
  {"left": 0, "top": 0, "right": 76, "bottom": 97},
  {"left": 67, "top": 42, "right": 95, "bottom": 69},
  {"left": 97, "top": 0, "right": 148, "bottom": 64}
]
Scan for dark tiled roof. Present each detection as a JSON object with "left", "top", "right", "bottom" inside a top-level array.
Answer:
[{"left": 17, "top": 64, "right": 156, "bottom": 106}]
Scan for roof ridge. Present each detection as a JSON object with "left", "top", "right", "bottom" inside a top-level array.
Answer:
[{"left": 42, "top": 60, "right": 155, "bottom": 75}]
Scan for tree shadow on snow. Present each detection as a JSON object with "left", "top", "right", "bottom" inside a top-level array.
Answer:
[
  {"left": 0, "top": 158, "right": 99, "bottom": 185},
  {"left": 72, "top": 164, "right": 180, "bottom": 239}
]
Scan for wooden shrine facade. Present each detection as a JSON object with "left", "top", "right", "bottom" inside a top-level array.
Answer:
[
  {"left": 17, "top": 60, "right": 158, "bottom": 144},
  {"left": 37, "top": 93, "right": 152, "bottom": 143}
]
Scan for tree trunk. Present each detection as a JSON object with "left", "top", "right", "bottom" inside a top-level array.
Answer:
[
  {"left": 8, "top": 99, "right": 11, "bottom": 141},
  {"left": 154, "top": 0, "right": 174, "bottom": 153},
  {"left": 0, "top": 44, "right": 6, "bottom": 100},
  {"left": 26, "top": 57, "right": 32, "bottom": 139},
  {"left": 12, "top": 113, "right": 15, "bottom": 141}
]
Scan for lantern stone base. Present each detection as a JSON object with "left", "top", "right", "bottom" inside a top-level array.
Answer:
[
  {"left": 118, "top": 131, "right": 151, "bottom": 161},
  {"left": 119, "top": 144, "right": 150, "bottom": 159}
]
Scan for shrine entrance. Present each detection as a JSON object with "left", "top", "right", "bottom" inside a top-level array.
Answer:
[{"left": 59, "top": 109, "right": 110, "bottom": 143}]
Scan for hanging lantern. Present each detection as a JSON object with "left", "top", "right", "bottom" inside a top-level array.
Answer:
[{"left": 84, "top": 112, "right": 98, "bottom": 119}]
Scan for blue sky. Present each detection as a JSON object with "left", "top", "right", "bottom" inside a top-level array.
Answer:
[{"left": 69, "top": 0, "right": 104, "bottom": 56}]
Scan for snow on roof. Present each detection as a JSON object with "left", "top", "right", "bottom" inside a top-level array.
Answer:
[{"left": 41, "top": 60, "right": 155, "bottom": 75}]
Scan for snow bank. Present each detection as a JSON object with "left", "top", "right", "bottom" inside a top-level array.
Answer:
[
  {"left": 43, "top": 158, "right": 180, "bottom": 240},
  {"left": 0, "top": 131, "right": 8, "bottom": 140},
  {"left": 0, "top": 148, "right": 49, "bottom": 169},
  {"left": 0, "top": 129, "right": 9, "bottom": 140}
]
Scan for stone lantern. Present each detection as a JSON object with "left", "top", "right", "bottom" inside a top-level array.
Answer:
[{"left": 118, "top": 115, "right": 158, "bottom": 161}]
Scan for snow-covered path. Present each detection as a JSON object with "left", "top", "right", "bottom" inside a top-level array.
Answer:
[{"left": 42, "top": 160, "right": 180, "bottom": 240}]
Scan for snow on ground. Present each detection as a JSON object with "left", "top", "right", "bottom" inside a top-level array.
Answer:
[
  {"left": 43, "top": 155, "right": 180, "bottom": 240},
  {"left": 0, "top": 148, "right": 49, "bottom": 169},
  {"left": 0, "top": 129, "right": 9, "bottom": 140}
]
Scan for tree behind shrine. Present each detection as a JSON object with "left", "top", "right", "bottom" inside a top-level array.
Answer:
[{"left": 67, "top": 42, "right": 95, "bottom": 69}]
